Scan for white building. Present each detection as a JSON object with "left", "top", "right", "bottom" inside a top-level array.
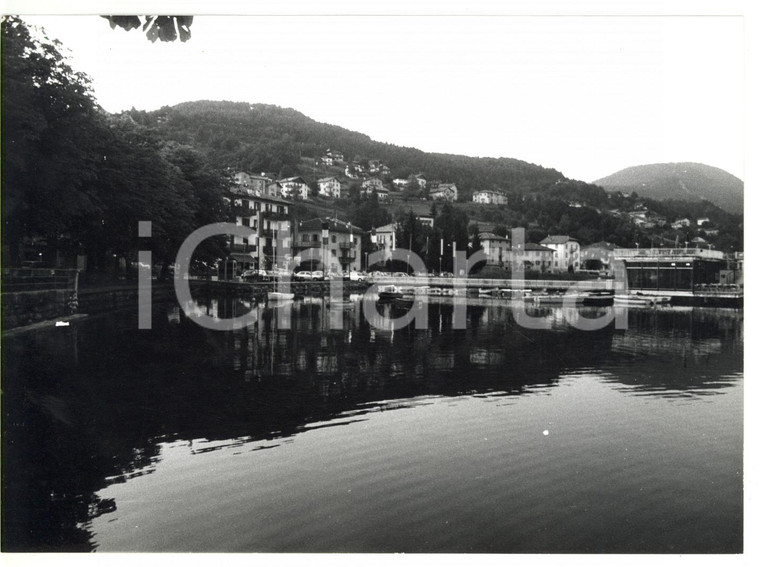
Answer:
[{"left": 540, "top": 235, "right": 581, "bottom": 272}]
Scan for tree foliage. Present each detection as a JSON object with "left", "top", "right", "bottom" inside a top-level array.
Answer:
[{"left": 102, "top": 16, "right": 193, "bottom": 43}]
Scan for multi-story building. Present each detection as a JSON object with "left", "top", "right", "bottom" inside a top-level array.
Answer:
[
  {"left": 429, "top": 183, "right": 458, "bottom": 202},
  {"left": 294, "top": 217, "right": 364, "bottom": 274},
  {"left": 418, "top": 215, "right": 434, "bottom": 228},
  {"left": 473, "top": 190, "right": 508, "bottom": 205},
  {"left": 277, "top": 176, "right": 310, "bottom": 200},
  {"left": 540, "top": 235, "right": 581, "bottom": 272},
  {"left": 478, "top": 232, "right": 509, "bottom": 266},
  {"left": 372, "top": 223, "right": 397, "bottom": 263},
  {"left": 229, "top": 186, "right": 293, "bottom": 272},
  {"left": 510, "top": 242, "right": 556, "bottom": 273},
  {"left": 317, "top": 176, "right": 341, "bottom": 198},
  {"left": 233, "top": 172, "right": 271, "bottom": 195}
]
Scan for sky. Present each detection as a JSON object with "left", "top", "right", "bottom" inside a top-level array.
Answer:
[{"left": 10, "top": 2, "right": 748, "bottom": 183}]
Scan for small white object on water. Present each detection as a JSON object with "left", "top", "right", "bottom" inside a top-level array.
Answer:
[
  {"left": 55, "top": 321, "right": 70, "bottom": 327},
  {"left": 543, "top": 430, "right": 549, "bottom": 436}
]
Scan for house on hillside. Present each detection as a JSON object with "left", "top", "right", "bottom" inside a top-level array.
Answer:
[
  {"left": 418, "top": 215, "right": 434, "bottom": 228},
  {"left": 473, "top": 189, "right": 508, "bottom": 205},
  {"left": 326, "top": 149, "right": 344, "bottom": 162},
  {"left": 317, "top": 177, "right": 341, "bottom": 199},
  {"left": 234, "top": 172, "right": 271, "bottom": 196},
  {"left": 429, "top": 183, "right": 458, "bottom": 202},
  {"left": 319, "top": 155, "right": 334, "bottom": 166},
  {"left": 294, "top": 217, "right": 364, "bottom": 274},
  {"left": 697, "top": 217, "right": 711, "bottom": 227},
  {"left": 376, "top": 187, "right": 390, "bottom": 203},
  {"left": 672, "top": 218, "right": 691, "bottom": 229},
  {"left": 540, "top": 235, "right": 580, "bottom": 272},
  {"left": 361, "top": 177, "right": 385, "bottom": 198},
  {"left": 393, "top": 177, "right": 410, "bottom": 189},
  {"left": 277, "top": 176, "right": 310, "bottom": 200}
]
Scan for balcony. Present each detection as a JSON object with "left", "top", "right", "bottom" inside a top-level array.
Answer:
[
  {"left": 261, "top": 210, "right": 290, "bottom": 222},
  {"left": 338, "top": 241, "right": 357, "bottom": 250}
]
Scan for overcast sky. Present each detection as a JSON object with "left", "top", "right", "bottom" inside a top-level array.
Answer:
[{"left": 16, "top": 3, "right": 746, "bottom": 183}]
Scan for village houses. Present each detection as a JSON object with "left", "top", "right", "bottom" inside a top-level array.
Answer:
[
  {"left": 317, "top": 176, "right": 341, "bottom": 199},
  {"left": 429, "top": 183, "right": 458, "bottom": 202},
  {"left": 294, "top": 217, "right": 364, "bottom": 275},
  {"left": 277, "top": 176, "right": 310, "bottom": 200}
]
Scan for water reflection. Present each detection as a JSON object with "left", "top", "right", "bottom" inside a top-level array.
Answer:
[{"left": 1, "top": 298, "right": 742, "bottom": 551}]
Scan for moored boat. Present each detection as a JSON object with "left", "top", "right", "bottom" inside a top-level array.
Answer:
[
  {"left": 268, "top": 291, "right": 295, "bottom": 301},
  {"left": 614, "top": 293, "right": 671, "bottom": 307},
  {"left": 378, "top": 285, "right": 403, "bottom": 300}
]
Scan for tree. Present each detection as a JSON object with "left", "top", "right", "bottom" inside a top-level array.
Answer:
[
  {"left": 102, "top": 16, "right": 193, "bottom": 43},
  {"left": 2, "top": 16, "right": 103, "bottom": 265}
]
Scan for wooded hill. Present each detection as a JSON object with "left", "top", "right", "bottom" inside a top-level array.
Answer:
[{"left": 126, "top": 100, "right": 564, "bottom": 198}]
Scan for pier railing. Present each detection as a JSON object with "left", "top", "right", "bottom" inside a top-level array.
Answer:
[{"left": 614, "top": 248, "right": 725, "bottom": 260}]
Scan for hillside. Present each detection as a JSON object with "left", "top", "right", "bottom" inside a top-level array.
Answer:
[
  {"left": 593, "top": 163, "right": 743, "bottom": 214},
  {"left": 126, "top": 100, "right": 564, "bottom": 199}
]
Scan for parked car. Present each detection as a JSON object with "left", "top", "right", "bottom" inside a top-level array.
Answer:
[
  {"left": 310, "top": 270, "right": 325, "bottom": 281},
  {"left": 349, "top": 271, "right": 367, "bottom": 282},
  {"left": 242, "top": 269, "right": 270, "bottom": 281},
  {"left": 294, "top": 271, "right": 312, "bottom": 281}
]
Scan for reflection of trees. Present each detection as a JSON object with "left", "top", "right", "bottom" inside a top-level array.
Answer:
[{"left": 1, "top": 300, "right": 742, "bottom": 550}]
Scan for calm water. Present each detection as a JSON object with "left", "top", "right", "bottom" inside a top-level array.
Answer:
[{"left": 2, "top": 296, "right": 743, "bottom": 553}]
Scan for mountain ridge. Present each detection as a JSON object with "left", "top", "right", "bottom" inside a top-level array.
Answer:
[{"left": 593, "top": 162, "right": 743, "bottom": 214}]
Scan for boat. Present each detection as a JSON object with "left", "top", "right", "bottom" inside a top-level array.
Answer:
[
  {"left": 377, "top": 285, "right": 403, "bottom": 300},
  {"left": 328, "top": 298, "right": 355, "bottom": 309},
  {"left": 268, "top": 291, "right": 295, "bottom": 301},
  {"left": 478, "top": 288, "right": 500, "bottom": 297},
  {"left": 614, "top": 293, "right": 671, "bottom": 307},
  {"left": 427, "top": 287, "right": 443, "bottom": 296},
  {"left": 583, "top": 291, "right": 615, "bottom": 306},
  {"left": 533, "top": 292, "right": 587, "bottom": 306},
  {"left": 391, "top": 295, "right": 416, "bottom": 308}
]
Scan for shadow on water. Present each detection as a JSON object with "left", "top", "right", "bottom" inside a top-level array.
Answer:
[{"left": 1, "top": 297, "right": 743, "bottom": 551}]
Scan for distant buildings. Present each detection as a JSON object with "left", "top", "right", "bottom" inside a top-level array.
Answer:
[
  {"left": 277, "top": 176, "right": 310, "bottom": 200},
  {"left": 429, "top": 183, "right": 458, "bottom": 202},
  {"left": 478, "top": 232, "right": 509, "bottom": 265},
  {"left": 473, "top": 190, "right": 508, "bottom": 205}
]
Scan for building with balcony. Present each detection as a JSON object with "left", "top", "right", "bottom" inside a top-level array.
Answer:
[
  {"left": 233, "top": 172, "right": 271, "bottom": 196},
  {"left": 317, "top": 177, "right": 341, "bottom": 199},
  {"left": 294, "top": 217, "right": 365, "bottom": 274},
  {"left": 277, "top": 176, "right": 310, "bottom": 200},
  {"left": 229, "top": 187, "right": 293, "bottom": 271}
]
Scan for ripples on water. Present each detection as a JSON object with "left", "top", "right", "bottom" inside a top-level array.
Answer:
[{"left": 1, "top": 297, "right": 743, "bottom": 552}]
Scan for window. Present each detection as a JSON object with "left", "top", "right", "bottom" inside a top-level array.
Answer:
[
  {"left": 302, "top": 234, "right": 309, "bottom": 243},
  {"left": 312, "top": 234, "right": 318, "bottom": 242},
  {"left": 331, "top": 235, "right": 337, "bottom": 243},
  {"left": 331, "top": 250, "right": 337, "bottom": 256}
]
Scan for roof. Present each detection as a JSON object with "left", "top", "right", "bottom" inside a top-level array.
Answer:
[
  {"left": 375, "top": 223, "right": 396, "bottom": 233},
  {"left": 474, "top": 189, "right": 506, "bottom": 195},
  {"left": 298, "top": 217, "right": 368, "bottom": 235},
  {"left": 523, "top": 243, "right": 556, "bottom": 252},
  {"left": 229, "top": 252, "right": 256, "bottom": 263},
  {"left": 433, "top": 183, "right": 457, "bottom": 190},
  {"left": 277, "top": 176, "right": 307, "bottom": 184},
  {"left": 317, "top": 176, "right": 339, "bottom": 183},
  {"left": 540, "top": 235, "right": 578, "bottom": 245}
]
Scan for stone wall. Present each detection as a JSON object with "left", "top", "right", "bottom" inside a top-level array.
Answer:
[{"left": 2, "top": 289, "right": 72, "bottom": 329}]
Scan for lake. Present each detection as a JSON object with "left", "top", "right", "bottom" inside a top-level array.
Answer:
[{"left": 1, "top": 295, "right": 743, "bottom": 553}]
